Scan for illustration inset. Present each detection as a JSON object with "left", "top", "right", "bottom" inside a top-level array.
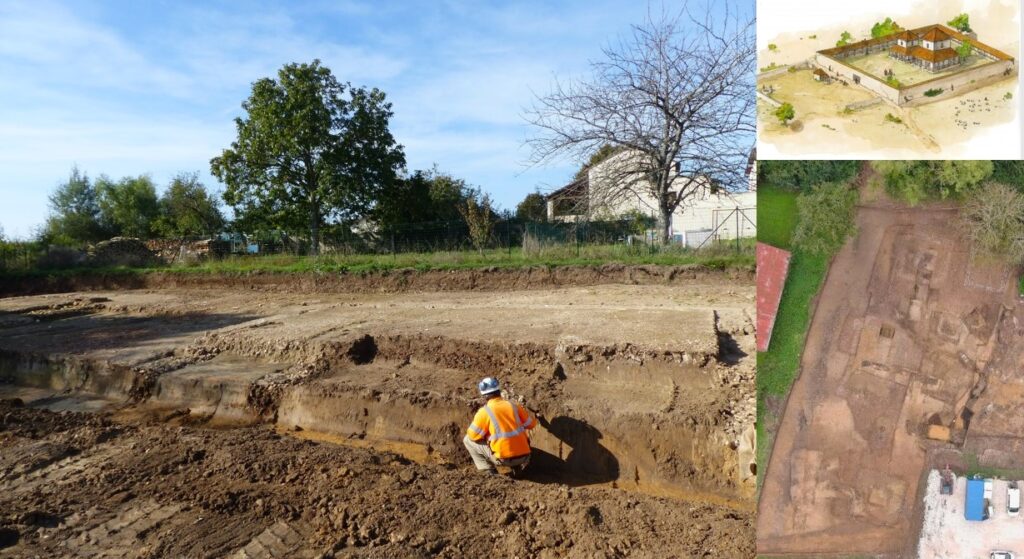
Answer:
[{"left": 758, "top": 1, "right": 1021, "bottom": 158}]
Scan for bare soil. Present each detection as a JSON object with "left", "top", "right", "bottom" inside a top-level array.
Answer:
[
  {"left": 0, "top": 400, "right": 754, "bottom": 558},
  {"left": 757, "top": 202, "right": 1024, "bottom": 557},
  {"left": 0, "top": 275, "right": 756, "bottom": 557},
  {"left": 0, "top": 264, "right": 753, "bottom": 298}
]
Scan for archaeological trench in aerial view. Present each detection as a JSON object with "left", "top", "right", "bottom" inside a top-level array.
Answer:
[{"left": 757, "top": 160, "right": 1024, "bottom": 558}]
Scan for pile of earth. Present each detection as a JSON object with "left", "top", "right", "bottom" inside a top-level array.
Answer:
[
  {"left": 88, "top": 237, "right": 160, "bottom": 267},
  {"left": 0, "top": 400, "right": 753, "bottom": 558}
]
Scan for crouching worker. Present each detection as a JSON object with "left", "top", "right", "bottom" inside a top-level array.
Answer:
[{"left": 463, "top": 376, "right": 536, "bottom": 474}]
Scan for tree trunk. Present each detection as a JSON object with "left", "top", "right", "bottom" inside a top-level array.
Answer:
[
  {"left": 309, "top": 199, "right": 321, "bottom": 256},
  {"left": 657, "top": 204, "right": 672, "bottom": 245}
]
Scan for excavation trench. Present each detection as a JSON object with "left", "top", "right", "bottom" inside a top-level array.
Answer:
[{"left": 0, "top": 327, "right": 751, "bottom": 508}]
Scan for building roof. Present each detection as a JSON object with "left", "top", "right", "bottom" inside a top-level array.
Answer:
[
  {"left": 965, "top": 478, "right": 986, "bottom": 521},
  {"left": 894, "top": 30, "right": 918, "bottom": 42},
  {"left": 756, "top": 243, "right": 791, "bottom": 352},
  {"left": 921, "top": 27, "right": 951, "bottom": 42},
  {"left": 819, "top": 23, "right": 1014, "bottom": 62},
  {"left": 813, "top": 68, "right": 829, "bottom": 77},
  {"left": 546, "top": 176, "right": 588, "bottom": 201},
  {"left": 911, "top": 45, "right": 958, "bottom": 63},
  {"left": 891, "top": 44, "right": 910, "bottom": 57}
]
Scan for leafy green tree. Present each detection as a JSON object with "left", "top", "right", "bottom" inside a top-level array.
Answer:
[
  {"left": 956, "top": 39, "right": 972, "bottom": 61},
  {"left": 372, "top": 167, "right": 477, "bottom": 233},
  {"left": 42, "top": 167, "right": 108, "bottom": 245},
  {"left": 154, "top": 172, "right": 225, "bottom": 237},
  {"left": 836, "top": 31, "right": 853, "bottom": 47},
  {"left": 96, "top": 175, "right": 160, "bottom": 238},
  {"left": 792, "top": 182, "right": 858, "bottom": 256},
  {"left": 871, "top": 160, "right": 993, "bottom": 205},
  {"left": 948, "top": 14, "right": 971, "bottom": 33},
  {"left": 992, "top": 161, "right": 1024, "bottom": 189},
  {"left": 460, "top": 194, "right": 495, "bottom": 255},
  {"left": 960, "top": 182, "right": 1024, "bottom": 264},
  {"left": 211, "top": 60, "right": 406, "bottom": 254},
  {"left": 775, "top": 102, "right": 795, "bottom": 125},
  {"left": 758, "top": 161, "right": 860, "bottom": 191},
  {"left": 573, "top": 144, "right": 618, "bottom": 182},
  {"left": 515, "top": 192, "right": 547, "bottom": 222},
  {"left": 870, "top": 18, "right": 901, "bottom": 38}
]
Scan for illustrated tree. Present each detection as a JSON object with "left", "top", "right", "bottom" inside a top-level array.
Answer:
[
  {"left": 956, "top": 39, "right": 972, "bottom": 62},
  {"left": 870, "top": 17, "right": 901, "bottom": 39},
  {"left": 960, "top": 182, "right": 1024, "bottom": 264},
  {"left": 42, "top": 167, "right": 109, "bottom": 245},
  {"left": 948, "top": 14, "right": 971, "bottom": 33},
  {"left": 775, "top": 102, "right": 795, "bottom": 125},
  {"left": 154, "top": 172, "right": 226, "bottom": 237},
  {"left": 96, "top": 175, "right": 160, "bottom": 239},
  {"left": 836, "top": 31, "right": 853, "bottom": 47},
  {"left": 211, "top": 60, "right": 405, "bottom": 254},
  {"left": 526, "top": 3, "right": 754, "bottom": 244},
  {"left": 515, "top": 192, "right": 548, "bottom": 222},
  {"left": 460, "top": 194, "right": 495, "bottom": 255}
]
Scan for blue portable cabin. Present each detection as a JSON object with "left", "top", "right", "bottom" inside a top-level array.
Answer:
[{"left": 965, "top": 478, "right": 986, "bottom": 521}]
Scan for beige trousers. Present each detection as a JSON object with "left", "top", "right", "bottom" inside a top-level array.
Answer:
[{"left": 462, "top": 435, "right": 529, "bottom": 471}]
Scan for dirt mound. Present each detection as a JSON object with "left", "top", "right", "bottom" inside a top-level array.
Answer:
[
  {"left": 0, "top": 264, "right": 752, "bottom": 298},
  {"left": 0, "top": 403, "right": 754, "bottom": 557},
  {"left": 88, "top": 237, "right": 159, "bottom": 268}
]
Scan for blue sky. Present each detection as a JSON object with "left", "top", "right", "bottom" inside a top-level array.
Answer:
[{"left": 0, "top": 0, "right": 743, "bottom": 238}]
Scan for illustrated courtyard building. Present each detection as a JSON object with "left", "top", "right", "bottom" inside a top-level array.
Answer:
[
  {"left": 889, "top": 28, "right": 958, "bottom": 72},
  {"left": 812, "top": 23, "right": 1015, "bottom": 106}
]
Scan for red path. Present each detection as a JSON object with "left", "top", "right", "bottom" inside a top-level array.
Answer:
[{"left": 756, "top": 242, "right": 791, "bottom": 352}]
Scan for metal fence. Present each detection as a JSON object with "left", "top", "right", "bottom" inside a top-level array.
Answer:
[{"left": 0, "top": 214, "right": 755, "bottom": 271}]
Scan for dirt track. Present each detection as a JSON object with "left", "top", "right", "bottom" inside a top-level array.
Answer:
[{"left": 0, "top": 269, "right": 756, "bottom": 557}]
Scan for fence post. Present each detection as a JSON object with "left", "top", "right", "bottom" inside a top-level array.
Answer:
[{"left": 735, "top": 207, "right": 740, "bottom": 253}]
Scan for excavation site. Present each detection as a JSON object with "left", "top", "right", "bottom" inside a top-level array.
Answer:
[
  {"left": 758, "top": 203, "right": 1024, "bottom": 557},
  {"left": 0, "top": 267, "right": 756, "bottom": 557}
]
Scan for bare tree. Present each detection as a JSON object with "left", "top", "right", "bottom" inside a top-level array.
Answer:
[
  {"left": 526, "top": 2, "right": 754, "bottom": 243},
  {"left": 960, "top": 182, "right": 1024, "bottom": 265}
]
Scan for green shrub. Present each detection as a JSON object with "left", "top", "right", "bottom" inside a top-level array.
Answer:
[
  {"left": 884, "top": 113, "right": 903, "bottom": 124},
  {"left": 872, "top": 160, "right": 994, "bottom": 205},
  {"left": 924, "top": 88, "right": 943, "bottom": 97},
  {"left": 792, "top": 182, "right": 858, "bottom": 256},
  {"left": 768, "top": 43, "right": 778, "bottom": 51},
  {"left": 757, "top": 161, "right": 860, "bottom": 192},
  {"left": 993, "top": 161, "right": 1024, "bottom": 189}
]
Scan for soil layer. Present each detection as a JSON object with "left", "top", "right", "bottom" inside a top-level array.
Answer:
[{"left": 0, "top": 278, "right": 755, "bottom": 557}]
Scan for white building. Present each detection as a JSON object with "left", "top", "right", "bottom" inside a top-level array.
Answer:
[{"left": 546, "top": 149, "right": 756, "bottom": 246}]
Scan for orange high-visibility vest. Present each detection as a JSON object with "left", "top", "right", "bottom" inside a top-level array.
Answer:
[{"left": 465, "top": 397, "right": 536, "bottom": 459}]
